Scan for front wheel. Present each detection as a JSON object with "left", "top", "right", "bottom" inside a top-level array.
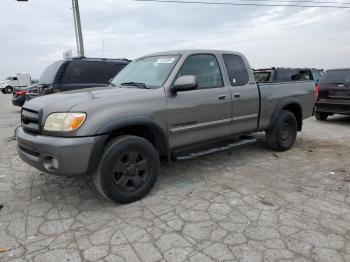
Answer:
[
  {"left": 265, "top": 110, "right": 298, "bottom": 152},
  {"left": 93, "top": 135, "right": 160, "bottom": 204},
  {"left": 5, "top": 86, "right": 13, "bottom": 94},
  {"left": 315, "top": 112, "right": 328, "bottom": 121}
]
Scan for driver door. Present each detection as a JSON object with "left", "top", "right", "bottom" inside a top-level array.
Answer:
[{"left": 166, "top": 54, "right": 232, "bottom": 149}]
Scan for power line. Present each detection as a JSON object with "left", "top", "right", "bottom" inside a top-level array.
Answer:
[
  {"left": 197, "top": 0, "right": 350, "bottom": 5},
  {"left": 135, "top": 0, "right": 350, "bottom": 8}
]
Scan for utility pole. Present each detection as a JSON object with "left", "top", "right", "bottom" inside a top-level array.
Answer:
[
  {"left": 72, "top": 0, "right": 85, "bottom": 57},
  {"left": 101, "top": 40, "right": 105, "bottom": 58}
]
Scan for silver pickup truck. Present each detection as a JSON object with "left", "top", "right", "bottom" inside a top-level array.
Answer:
[{"left": 16, "top": 50, "right": 316, "bottom": 204}]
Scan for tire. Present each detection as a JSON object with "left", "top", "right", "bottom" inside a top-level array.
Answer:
[
  {"left": 1, "top": 89, "right": 5, "bottom": 94},
  {"left": 315, "top": 112, "right": 328, "bottom": 121},
  {"left": 5, "top": 86, "right": 13, "bottom": 94},
  {"left": 265, "top": 110, "right": 298, "bottom": 152},
  {"left": 93, "top": 135, "right": 160, "bottom": 204}
]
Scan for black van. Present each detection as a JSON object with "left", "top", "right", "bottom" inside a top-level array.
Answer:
[{"left": 26, "top": 57, "right": 130, "bottom": 101}]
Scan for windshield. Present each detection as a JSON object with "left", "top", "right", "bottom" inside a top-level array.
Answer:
[
  {"left": 320, "top": 70, "right": 350, "bottom": 85},
  {"left": 112, "top": 55, "right": 179, "bottom": 88}
]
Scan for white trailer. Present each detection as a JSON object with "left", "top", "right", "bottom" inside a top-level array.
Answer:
[{"left": 0, "top": 73, "right": 31, "bottom": 94}]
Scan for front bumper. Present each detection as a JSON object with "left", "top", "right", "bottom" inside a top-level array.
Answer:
[
  {"left": 16, "top": 126, "right": 97, "bottom": 176},
  {"left": 316, "top": 101, "right": 350, "bottom": 115}
]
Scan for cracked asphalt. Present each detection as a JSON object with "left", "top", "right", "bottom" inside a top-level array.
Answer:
[{"left": 0, "top": 94, "right": 349, "bottom": 262}]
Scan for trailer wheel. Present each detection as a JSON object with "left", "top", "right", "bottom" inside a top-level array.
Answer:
[{"left": 5, "top": 86, "right": 13, "bottom": 94}]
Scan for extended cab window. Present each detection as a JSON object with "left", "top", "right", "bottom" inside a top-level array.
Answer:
[
  {"left": 223, "top": 54, "right": 249, "bottom": 86},
  {"left": 62, "top": 61, "right": 108, "bottom": 84},
  {"left": 177, "top": 54, "right": 223, "bottom": 89}
]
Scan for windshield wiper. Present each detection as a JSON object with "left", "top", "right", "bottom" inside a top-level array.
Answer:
[{"left": 120, "top": 82, "right": 150, "bottom": 89}]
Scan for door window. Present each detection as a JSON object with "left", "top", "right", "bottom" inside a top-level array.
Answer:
[
  {"left": 223, "top": 54, "right": 249, "bottom": 86},
  {"left": 177, "top": 54, "right": 223, "bottom": 89}
]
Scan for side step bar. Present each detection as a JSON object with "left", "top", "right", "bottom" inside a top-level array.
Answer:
[{"left": 173, "top": 137, "right": 256, "bottom": 161}]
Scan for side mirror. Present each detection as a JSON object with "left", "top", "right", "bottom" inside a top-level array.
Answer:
[{"left": 172, "top": 75, "right": 197, "bottom": 93}]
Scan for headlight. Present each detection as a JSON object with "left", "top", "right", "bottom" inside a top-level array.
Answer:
[{"left": 44, "top": 113, "right": 86, "bottom": 132}]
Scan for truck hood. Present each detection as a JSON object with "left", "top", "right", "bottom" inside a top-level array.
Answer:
[{"left": 23, "top": 86, "right": 159, "bottom": 117}]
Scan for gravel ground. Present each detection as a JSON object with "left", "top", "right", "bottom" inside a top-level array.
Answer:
[{"left": 0, "top": 93, "right": 349, "bottom": 262}]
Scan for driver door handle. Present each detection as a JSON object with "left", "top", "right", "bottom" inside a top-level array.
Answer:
[
  {"left": 234, "top": 93, "right": 242, "bottom": 98},
  {"left": 218, "top": 94, "right": 227, "bottom": 100}
]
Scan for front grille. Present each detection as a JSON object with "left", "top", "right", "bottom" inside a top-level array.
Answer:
[{"left": 21, "top": 108, "right": 41, "bottom": 134}]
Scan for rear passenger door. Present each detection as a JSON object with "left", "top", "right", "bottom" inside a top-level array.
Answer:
[{"left": 222, "top": 54, "right": 260, "bottom": 134}]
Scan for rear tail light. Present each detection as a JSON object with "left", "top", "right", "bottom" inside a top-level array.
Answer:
[
  {"left": 315, "top": 83, "right": 320, "bottom": 99},
  {"left": 15, "top": 90, "right": 28, "bottom": 96}
]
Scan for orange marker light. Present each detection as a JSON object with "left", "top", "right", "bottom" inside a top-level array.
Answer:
[{"left": 70, "top": 114, "right": 86, "bottom": 130}]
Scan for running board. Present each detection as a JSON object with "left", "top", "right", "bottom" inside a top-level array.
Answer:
[{"left": 172, "top": 137, "right": 256, "bottom": 161}]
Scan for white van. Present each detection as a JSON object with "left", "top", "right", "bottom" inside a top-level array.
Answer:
[{"left": 0, "top": 73, "right": 31, "bottom": 94}]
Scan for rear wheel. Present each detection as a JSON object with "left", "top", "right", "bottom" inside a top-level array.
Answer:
[
  {"left": 315, "top": 112, "right": 328, "bottom": 121},
  {"left": 266, "top": 110, "right": 298, "bottom": 152},
  {"left": 5, "top": 86, "right": 13, "bottom": 94},
  {"left": 93, "top": 135, "right": 160, "bottom": 204}
]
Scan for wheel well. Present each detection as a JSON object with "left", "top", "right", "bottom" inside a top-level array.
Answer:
[
  {"left": 283, "top": 103, "right": 303, "bottom": 131},
  {"left": 105, "top": 125, "right": 169, "bottom": 158}
]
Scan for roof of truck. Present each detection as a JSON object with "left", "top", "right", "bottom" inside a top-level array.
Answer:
[{"left": 141, "top": 49, "right": 244, "bottom": 57}]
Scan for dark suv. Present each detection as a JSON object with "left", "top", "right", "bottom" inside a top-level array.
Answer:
[
  {"left": 315, "top": 68, "right": 350, "bottom": 120},
  {"left": 26, "top": 57, "right": 130, "bottom": 102}
]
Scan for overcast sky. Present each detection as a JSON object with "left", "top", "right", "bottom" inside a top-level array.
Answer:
[{"left": 0, "top": 0, "right": 349, "bottom": 79}]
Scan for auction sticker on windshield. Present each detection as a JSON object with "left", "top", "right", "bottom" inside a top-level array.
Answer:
[{"left": 156, "top": 57, "right": 176, "bottom": 64}]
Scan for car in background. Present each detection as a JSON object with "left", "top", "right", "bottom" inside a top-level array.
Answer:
[
  {"left": 254, "top": 68, "right": 315, "bottom": 83},
  {"left": 26, "top": 57, "right": 130, "bottom": 100},
  {"left": 315, "top": 68, "right": 350, "bottom": 120},
  {"left": 12, "top": 84, "right": 38, "bottom": 107}
]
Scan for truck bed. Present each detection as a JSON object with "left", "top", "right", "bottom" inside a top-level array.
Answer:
[{"left": 258, "top": 81, "right": 316, "bottom": 131}]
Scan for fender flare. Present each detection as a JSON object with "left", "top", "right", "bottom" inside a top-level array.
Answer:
[
  {"left": 86, "top": 116, "right": 170, "bottom": 174},
  {"left": 270, "top": 97, "right": 303, "bottom": 130}
]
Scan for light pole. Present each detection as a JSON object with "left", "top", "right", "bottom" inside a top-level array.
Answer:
[{"left": 72, "top": 0, "right": 85, "bottom": 57}]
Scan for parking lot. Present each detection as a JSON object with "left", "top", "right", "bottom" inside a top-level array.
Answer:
[{"left": 0, "top": 93, "right": 349, "bottom": 262}]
